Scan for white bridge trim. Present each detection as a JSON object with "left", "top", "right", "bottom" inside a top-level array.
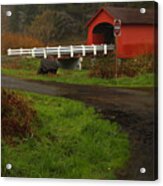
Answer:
[{"left": 7, "top": 44, "right": 114, "bottom": 58}]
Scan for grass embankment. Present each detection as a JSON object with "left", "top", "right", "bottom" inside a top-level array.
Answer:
[
  {"left": 2, "top": 57, "right": 154, "bottom": 87},
  {"left": 2, "top": 89, "right": 129, "bottom": 178}
]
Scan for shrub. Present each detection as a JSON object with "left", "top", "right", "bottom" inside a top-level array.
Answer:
[
  {"left": 89, "top": 54, "right": 154, "bottom": 79},
  {"left": 120, "top": 54, "right": 154, "bottom": 77},
  {"left": 89, "top": 54, "right": 116, "bottom": 79},
  {"left": 1, "top": 32, "right": 44, "bottom": 54},
  {"left": 82, "top": 57, "right": 94, "bottom": 70},
  {"left": 1, "top": 88, "right": 37, "bottom": 144}
]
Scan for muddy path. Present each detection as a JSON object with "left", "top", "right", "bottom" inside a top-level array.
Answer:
[{"left": 2, "top": 75, "right": 157, "bottom": 180}]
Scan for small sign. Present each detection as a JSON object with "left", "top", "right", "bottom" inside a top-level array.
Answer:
[{"left": 114, "top": 19, "right": 121, "bottom": 37}]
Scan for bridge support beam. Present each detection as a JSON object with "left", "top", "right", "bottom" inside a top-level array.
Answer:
[{"left": 58, "top": 57, "right": 83, "bottom": 70}]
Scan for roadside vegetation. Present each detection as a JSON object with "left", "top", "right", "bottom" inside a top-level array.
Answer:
[
  {"left": 88, "top": 54, "right": 154, "bottom": 78},
  {"left": 2, "top": 89, "right": 37, "bottom": 144},
  {"left": 2, "top": 56, "right": 154, "bottom": 87},
  {"left": 2, "top": 88, "right": 129, "bottom": 178}
]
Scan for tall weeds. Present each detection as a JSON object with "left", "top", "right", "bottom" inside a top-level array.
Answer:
[
  {"left": 89, "top": 54, "right": 154, "bottom": 79},
  {"left": 2, "top": 32, "right": 44, "bottom": 54},
  {"left": 2, "top": 88, "right": 37, "bottom": 144}
]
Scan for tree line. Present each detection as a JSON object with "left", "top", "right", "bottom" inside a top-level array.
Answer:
[{"left": 2, "top": 2, "right": 154, "bottom": 47}]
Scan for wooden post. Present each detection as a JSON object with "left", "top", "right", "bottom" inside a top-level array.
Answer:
[
  {"left": 32, "top": 48, "right": 36, "bottom": 58},
  {"left": 93, "top": 44, "right": 97, "bottom": 56},
  {"left": 57, "top": 46, "right": 61, "bottom": 58},
  {"left": 43, "top": 48, "right": 47, "bottom": 59},
  {"left": 115, "top": 36, "right": 118, "bottom": 78},
  {"left": 104, "top": 44, "right": 107, "bottom": 55},
  {"left": 114, "top": 19, "right": 121, "bottom": 79},
  {"left": 20, "top": 48, "right": 23, "bottom": 56},
  {"left": 7, "top": 48, "right": 11, "bottom": 56},
  {"left": 81, "top": 45, "right": 86, "bottom": 56},
  {"left": 70, "top": 45, "right": 74, "bottom": 58}
]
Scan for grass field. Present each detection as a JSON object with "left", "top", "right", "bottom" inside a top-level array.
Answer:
[
  {"left": 2, "top": 90, "right": 130, "bottom": 178},
  {"left": 2, "top": 56, "right": 154, "bottom": 87}
]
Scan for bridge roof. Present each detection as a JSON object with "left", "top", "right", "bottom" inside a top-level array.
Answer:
[{"left": 86, "top": 5, "right": 157, "bottom": 27}]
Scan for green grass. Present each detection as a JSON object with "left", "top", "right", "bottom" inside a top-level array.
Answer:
[
  {"left": 2, "top": 56, "right": 154, "bottom": 87},
  {"left": 2, "top": 91, "right": 130, "bottom": 179}
]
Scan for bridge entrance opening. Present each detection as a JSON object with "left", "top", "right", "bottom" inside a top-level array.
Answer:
[{"left": 92, "top": 23, "right": 114, "bottom": 45}]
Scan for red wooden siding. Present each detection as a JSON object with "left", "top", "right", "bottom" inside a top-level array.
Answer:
[
  {"left": 86, "top": 8, "right": 156, "bottom": 58},
  {"left": 117, "top": 25, "right": 155, "bottom": 58},
  {"left": 87, "top": 10, "right": 114, "bottom": 45}
]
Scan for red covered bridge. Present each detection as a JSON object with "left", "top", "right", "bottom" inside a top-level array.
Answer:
[
  {"left": 86, "top": 6, "right": 157, "bottom": 58},
  {"left": 8, "top": 5, "right": 157, "bottom": 60}
]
